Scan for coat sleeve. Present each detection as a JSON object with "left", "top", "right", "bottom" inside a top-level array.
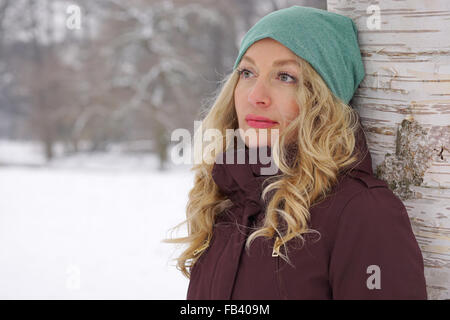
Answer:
[{"left": 328, "top": 188, "right": 428, "bottom": 300}]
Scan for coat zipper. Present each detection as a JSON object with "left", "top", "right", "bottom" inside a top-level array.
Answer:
[{"left": 193, "top": 239, "right": 210, "bottom": 256}]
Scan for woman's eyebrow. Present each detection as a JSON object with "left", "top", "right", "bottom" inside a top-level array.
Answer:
[{"left": 242, "top": 55, "right": 300, "bottom": 67}]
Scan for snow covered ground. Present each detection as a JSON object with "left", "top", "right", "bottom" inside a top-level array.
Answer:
[{"left": 0, "top": 140, "right": 193, "bottom": 299}]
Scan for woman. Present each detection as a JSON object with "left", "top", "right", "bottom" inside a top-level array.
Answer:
[{"left": 166, "top": 6, "right": 427, "bottom": 299}]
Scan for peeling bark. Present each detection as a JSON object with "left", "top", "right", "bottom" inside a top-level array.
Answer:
[{"left": 375, "top": 118, "right": 434, "bottom": 200}]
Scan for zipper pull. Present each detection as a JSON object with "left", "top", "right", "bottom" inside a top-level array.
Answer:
[
  {"left": 272, "top": 237, "right": 280, "bottom": 257},
  {"left": 193, "top": 239, "right": 210, "bottom": 256}
]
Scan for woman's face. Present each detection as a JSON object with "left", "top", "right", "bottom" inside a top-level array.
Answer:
[{"left": 234, "top": 38, "right": 301, "bottom": 148}]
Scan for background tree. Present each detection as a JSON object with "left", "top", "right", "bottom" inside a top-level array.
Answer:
[{"left": 0, "top": 0, "right": 321, "bottom": 167}]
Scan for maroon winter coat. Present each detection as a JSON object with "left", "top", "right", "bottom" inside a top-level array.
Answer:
[{"left": 186, "top": 128, "right": 427, "bottom": 300}]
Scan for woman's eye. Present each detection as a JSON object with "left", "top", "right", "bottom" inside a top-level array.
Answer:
[
  {"left": 237, "top": 68, "right": 253, "bottom": 79},
  {"left": 278, "top": 72, "right": 297, "bottom": 83},
  {"left": 237, "top": 68, "right": 297, "bottom": 83}
]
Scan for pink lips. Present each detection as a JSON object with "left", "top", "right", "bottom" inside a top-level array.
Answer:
[{"left": 245, "top": 114, "right": 278, "bottom": 129}]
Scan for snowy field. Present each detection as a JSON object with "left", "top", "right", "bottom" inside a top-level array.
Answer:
[{"left": 0, "top": 140, "right": 192, "bottom": 299}]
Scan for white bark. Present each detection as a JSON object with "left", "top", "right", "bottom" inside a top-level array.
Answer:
[{"left": 328, "top": 0, "right": 450, "bottom": 299}]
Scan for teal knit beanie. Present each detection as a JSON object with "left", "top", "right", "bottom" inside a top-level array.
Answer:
[{"left": 233, "top": 6, "right": 365, "bottom": 105}]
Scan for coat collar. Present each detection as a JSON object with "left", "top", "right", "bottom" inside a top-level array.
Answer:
[
  {"left": 211, "top": 142, "right": 296, "bottom": 218},
  {"left": 211, "top": 125, "right": 373, "bottom": 214},
  {"left": 211, "top": 147, "right": 268, "bottom": 216}
]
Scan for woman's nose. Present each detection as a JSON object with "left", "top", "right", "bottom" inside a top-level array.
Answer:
[{"left": 247, "top": 78, "right": 271, "bottom": 108}]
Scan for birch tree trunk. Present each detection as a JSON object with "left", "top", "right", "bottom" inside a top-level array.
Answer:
[{"left": 328, "top": 0, "right": 450, "bottom": 299}]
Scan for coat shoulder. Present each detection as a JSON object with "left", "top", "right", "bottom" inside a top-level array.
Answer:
[
  {"left": 333, "top": 170, "right": 404, "bottom": 216},
  {"left": 317, "top": 170, "right": 392, "bottom": 214},
  {"left": 318, "top": 170, "right": 410, "bottom": 249},
  {"left": 345, "top": 169, "right": 389, "bottom": 189},
  {"left": 310, "top": 170, "right": 403, "bottom": 243}
]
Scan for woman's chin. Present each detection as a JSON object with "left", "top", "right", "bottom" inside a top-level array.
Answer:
[
  {"left": 237, "top": 126, "right": 281, "bottom": 149},
  {"left": 244, "top": 137, "right": 271, "bottom": 149}
]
